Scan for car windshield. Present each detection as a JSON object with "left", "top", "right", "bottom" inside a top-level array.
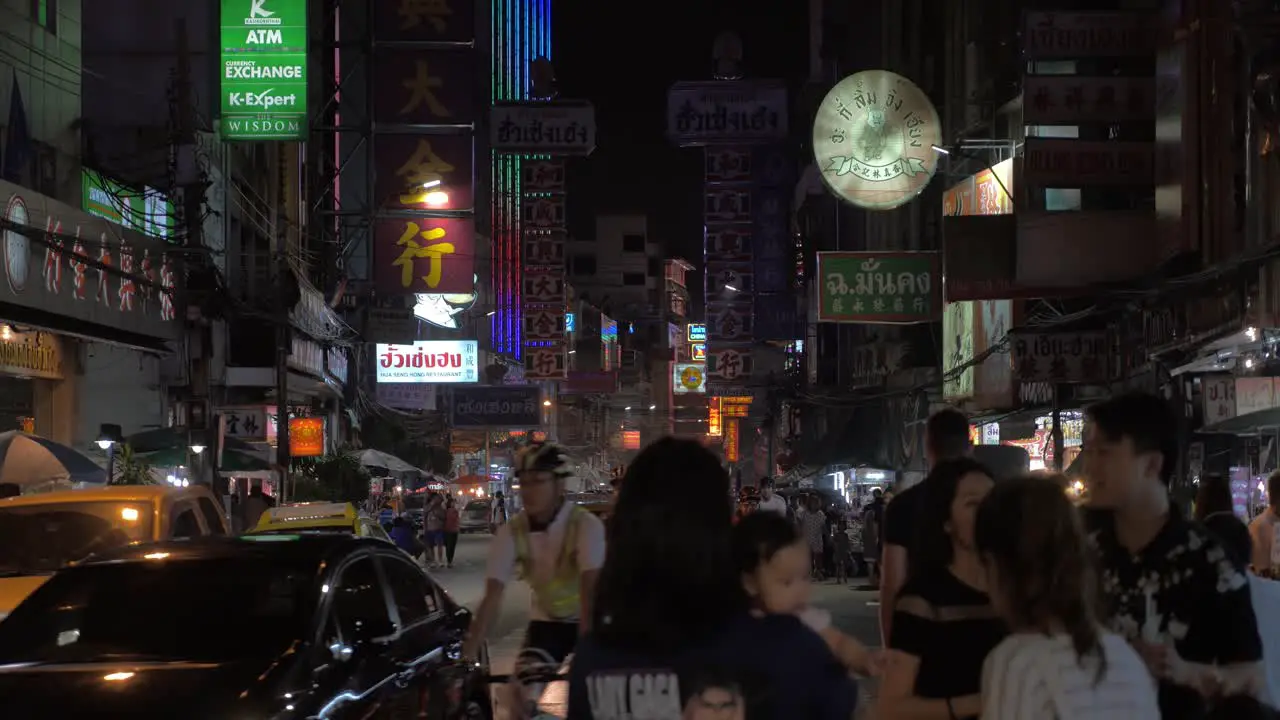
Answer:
[
  {"left": 0, "top": 501, "right": 155, "bottom": 575},
  {"left": 0, "top": 557, "right": 314, "bottom": 664},
  {"left": 463, "top": 501, "right": 489, "bottom": 514}
]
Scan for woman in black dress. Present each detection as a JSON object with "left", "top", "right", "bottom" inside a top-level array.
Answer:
[{"left": 877, "top": 458, "right": 1006, "bottom": 720}]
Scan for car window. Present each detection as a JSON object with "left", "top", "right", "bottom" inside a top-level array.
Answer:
[
  {"left": 196, "top": 498, "right": 226, "bottom": 536},
  {"left": 0, "top": 501, "right": 155, "bottom": 574},
  {"left": 333, "top": 556, "right": 391, "bottom": 641},
  {"left": 364, "top": 520, "right": 391, "bottom": 542},
  {"left": 0, "top": 557, "right": 312, "bottom": 663},
  {"left": 380, "top": 555, "right": 438, "bottom": 627},
  {"left": 170, "top": 506, "right": 202, "bottom": 539}
]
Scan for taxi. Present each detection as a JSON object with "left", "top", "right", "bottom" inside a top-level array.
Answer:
[
  {"left": 247, "top": 502, "right": 392, "bottom": 543},
  {"left": 0, "top": 484, "right": 230, "bottom": 619}
]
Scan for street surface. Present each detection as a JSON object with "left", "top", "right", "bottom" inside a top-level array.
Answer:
[{"left": 434, "top": 533, "right": 880, "bottom": 718}]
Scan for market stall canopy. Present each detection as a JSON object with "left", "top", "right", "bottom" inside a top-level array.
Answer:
[
  {"left": 140, "top": 447, "right": 271, "bottom": 474},
  {"left": 0, "top": 431, "right": 107, "bottom": 490},
  {"left": 353, "top": 448, "right": 423, "bottom": 478},
  {"left": 126, "top": 426, "right": 259, "bottom": 454}
]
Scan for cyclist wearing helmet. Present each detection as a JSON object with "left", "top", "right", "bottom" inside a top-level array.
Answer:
[{"left": 463, "top": 441, "right": 606, "bottom": 710}]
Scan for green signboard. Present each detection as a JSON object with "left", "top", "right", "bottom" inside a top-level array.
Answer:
[
  {"left": 816, "top": 251, "right": 941, "bottom": 324},
  {"left": 81, "top": 170, "right": 178, "bottom": 243},
  {"left": 219, "top": 0, "right": 308, "bottom": 141}
]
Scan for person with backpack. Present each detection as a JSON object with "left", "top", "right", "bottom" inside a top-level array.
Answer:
[{"left": 861, "top": 488, "right": 886, "bottom": 585}]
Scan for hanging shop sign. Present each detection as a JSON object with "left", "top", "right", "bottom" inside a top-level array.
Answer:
[
  {"left": 374, "top": 340, "right": 479, "bottom": 383},
  {"left": 1235, "top": 377, "right": 1278, "bottom": 416},
  {"left": 524, "top": 346, "right": 568, "bottom": 380},
  {"left": 943, "top": 159, "right": 1014, "bottom": 217},
  {"left": 724, "top": 419, "right": 741, "bottom": 462},
  {"left": 673, "top": 363, "right": 707, "bottom": 394},
  {"left": 523, "top": 309, "right": 566, "bottom": 340},
  {"left": 1202, "top": 375, "right": 1237, "bottom": 426},
  {"left": 708, "top": 348, "right": 752, "bottom": 382},
  {"left": 523, "top": 231, "right": 566, "bottom": 266},
  {"left": 491, "top": 101, "right": 597, "bottom": 155},
  {"left": 218, "top": 0, "right": 308, "bottom": 141},
  {"left": 522, "top": 161, "right": 568, "bottom": 192},
  {"left": 373, "top": 135, "right": 475, "bottom": 213},
  {"left": 691, "top": 343, "right": 706, "bottom": 361},
  {"left": 376, "top": 383, "right": 437, "bottom": 411},
  {"left": 220, "top": 406, "right": 268, "bottom": 440},
  {"left": 1022, "top": 139, "right": 1154, "bottom": 187},
  {"left": 707, "top": 303, "right": 754, "bottom": 343},
  {"left": 687, "top": 323, "right": 707, "bottom": 342},
  {"left": 289, "top": 417, "right": 325, "bottom": 457},
  {"left": 449, "top": 386, "right": 541, "bottom": 428},
  {"left": 812, "top": 70, "right": 941, "bottom": 211},
  {"left": 0, "top": 179, "right": 180, "bottom": 340},
  {"left": 1010, "top": 332, "right": 1108, "bottom": 383},
  {"left": 708, "top": 398, "right": 723, "bottom": 436},
  {"left": 705, "top": 148, "right": 754, "bottom": 183},
  {"left": 666, "top": 80, "right": 788, "bottom": 146},
  {"left": 0, "top": 329, "right": 62, "bottom": 380},
  {"left": 816, "top": 251, "right": 940, "bottom": 323},
  {"left": 372, "top": 0, "right": 474, "bottom": 42}
]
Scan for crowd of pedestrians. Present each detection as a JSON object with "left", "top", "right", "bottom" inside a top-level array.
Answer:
[{"left": 433, "top": 389, "right": 1280, "bottom": 719}]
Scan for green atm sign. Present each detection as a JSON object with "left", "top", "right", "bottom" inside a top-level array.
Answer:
[{"left": 219, "top": 0, "right": 308, "bottom": 141}]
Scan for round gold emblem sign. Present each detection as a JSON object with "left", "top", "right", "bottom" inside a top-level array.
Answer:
[{"left": 812, "top": 70, "right": 942, "bottom": 211}]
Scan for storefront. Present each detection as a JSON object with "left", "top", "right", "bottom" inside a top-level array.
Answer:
[
  {"left": 825, "top": 467, "right": 895, "bottom": 507},
  {"left": 0, "top": 178, "right": 182, "bottom": 451}
]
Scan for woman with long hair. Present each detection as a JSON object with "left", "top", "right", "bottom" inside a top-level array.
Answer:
[
  {"left": 1195, "top": 474, "right": 1252, "bottom": 568},
  {"left": 567, "top": 438, "right": 857, "bottom": 720},
  {"left": 877, "top": 458, "right": 1004, "bottom": 720},
  {"left": 975, "top": 475, "right": 1158, "bottom": 718}
]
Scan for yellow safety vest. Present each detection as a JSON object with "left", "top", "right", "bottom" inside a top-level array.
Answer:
[{"left": 511, "top": 505, "right": 585, "bottom": 620}]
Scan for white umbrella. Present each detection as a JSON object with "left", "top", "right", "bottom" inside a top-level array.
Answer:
[
  {"left": 354, "top": 448, "right": 422, "bottom": 477},
  {"left": 0, "top": 431, "right": 108, "bottom": 490}
]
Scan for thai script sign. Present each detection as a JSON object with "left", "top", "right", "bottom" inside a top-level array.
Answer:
[
  {"left": 1022, "top": 139, "right": 1153, "bottom": 186},
  {"left": 219, "top": 0, "right": 308, "bottom": 141},
  {"left": 0, "top": 179, "right": 179, "bottom": 340},
  {"left": 81, "top": 170, "right": 176, "bottom": 243},
  {"left": 816, "top": 251, "right": 940, "bottom": 323},
  {"left": 491, "top": 101, "right": 597, "bottom": 155},
  {"left": 450, "top": 386, "right": 542, "bottom": 428},
  {"left": 813, "top": 70, "right": 941, "bottom": 211},
  {"left": 1022, "top": 76, "right": 1155, "bottom": 125},
  {"left": 666, "top": 80, "right": 788, "bottom": 146},
  {"left": 1023, "top": 12, "right": 1156, "bottom": 59},
  {"left": 374, "top": 340, "right": 479, "bottom": 383},
  {"left": 0, "top": 329, "right": 61, "bottom": 380},
  {"left": 1202, "top": 375, "right": 1236, "bottom": 426},
  {"left": 1010, "top": 332, "right": 1107, "bottom": 383}
]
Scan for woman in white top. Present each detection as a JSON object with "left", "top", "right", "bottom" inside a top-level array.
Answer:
[{"left": 973, "top": 476, "right": 1159, "bottom": 720}]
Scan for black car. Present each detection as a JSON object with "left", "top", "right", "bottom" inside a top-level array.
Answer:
[{"left": 0, "top": 535, "right": 492, "bottom": 719}]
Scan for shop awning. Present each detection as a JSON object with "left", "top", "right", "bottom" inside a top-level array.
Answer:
[
  {"left": 0, "top": 303, "right": 175, "bottom": 354},
  {"left": 1201, "top": 406, "right": 1280, "bottom": 435}
]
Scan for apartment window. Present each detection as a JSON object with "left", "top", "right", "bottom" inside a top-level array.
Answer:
[
  {"left": 648, "top": 257, "right": 662, "bottom": 277},
  {"left": 622, "top": 234, "right": 645, "bottom": 253},
  {"left": 31, "top": 0, "right": 57, "bottom": 33},
  {"left": 623, "top": 272, "right": 645, "bottom": 286},
  {"left": 572, "top": 255, "right": 597, "bottom": 276}
]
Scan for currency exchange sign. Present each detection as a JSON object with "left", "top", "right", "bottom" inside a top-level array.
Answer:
[
  {"left": 219, "top": 0, "right": 308, "bottom": 141},
  {"left": 816, "top": 251, "right": 940, "bottom": 324}
]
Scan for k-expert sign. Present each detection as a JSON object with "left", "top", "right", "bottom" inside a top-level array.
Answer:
[{"left": 219, "top": 0, "right": 308, "bottom": 141}]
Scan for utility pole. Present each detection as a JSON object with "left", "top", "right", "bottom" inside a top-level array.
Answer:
[
  {"left": 174, "top": 19, "right": 213, "bottom": 488},
  {"left": 273, "top": 144, "right": 291, "bottom": 503}
]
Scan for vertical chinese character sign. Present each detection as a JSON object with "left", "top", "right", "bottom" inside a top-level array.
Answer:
[
  {"left": 370, "top": 1, "right": 477, "bottom": 296},
  {"left": 517, "top": 159, "right": 569, "bottom": 380}
]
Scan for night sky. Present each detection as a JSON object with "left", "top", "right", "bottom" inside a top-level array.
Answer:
[{"left": 555, "top": 0, "right": 809, "bottom": 264}]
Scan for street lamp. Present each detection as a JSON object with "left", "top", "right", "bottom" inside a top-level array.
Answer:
[
  {"left": 96, "top": 423, "right": 123, "bottom": 483},
  {"left": 542, "top": 399, "right": 552, "bottom": 407},
  {"left": 189, "top": 444, "right": 206, "bottom": 455}
]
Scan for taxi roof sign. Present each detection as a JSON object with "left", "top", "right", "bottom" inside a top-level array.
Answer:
[{"left": 265, "top": 503, "right": 354, "bottom": 523}]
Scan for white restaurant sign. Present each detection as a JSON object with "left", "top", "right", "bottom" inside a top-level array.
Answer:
[
  {"left": 1022, "top": 139, "right": 1153, "bottom": 187},
  {"left": 375, "top": 340, "right": 479, "bottom": 384}
]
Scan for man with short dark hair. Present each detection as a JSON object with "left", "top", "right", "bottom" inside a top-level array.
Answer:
[
  {"left": 878, "top": 407, "right": 971, "bottom": 643},
  {"left": 1249, "top": 469, "right": 1280, "bottom": 575},
  {"left": 1085, "top": 392, "right": 1263, "bottom": 718}
]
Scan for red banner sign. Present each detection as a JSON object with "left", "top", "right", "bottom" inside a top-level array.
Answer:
[
  {"left": 289, "top": 417, "right": 325, "bottom": 457},
  {"left": 374, "top": 134, "right": 474, "bottom": 212},
  {"left": 373, "top": 49, "right": 476, "bottom": 126}
]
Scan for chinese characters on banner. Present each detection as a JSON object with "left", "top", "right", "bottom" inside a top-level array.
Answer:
[
  {"left": 220, "top": 407, "right": 268, "bottom": 440},
  {"left": 703, "top": 146, "right": 755, "bottom": 399},
  {"left": 724, "top": 419, "right": 740, "bottom": 462},
  {"left": 370, "top": 2, "right": 477, "bottom": 297},
  {"left": 520, "top": 159, "right": 569, "bottom": 380}
]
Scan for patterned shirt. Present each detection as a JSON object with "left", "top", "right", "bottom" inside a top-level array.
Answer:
[{"left": 1088, "top": 509, "right": 1263, "bottom": 719}]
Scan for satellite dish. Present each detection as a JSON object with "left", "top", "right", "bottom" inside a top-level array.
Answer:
[{"left": 712, "top": 31, "right": 743, "bottom": 80}]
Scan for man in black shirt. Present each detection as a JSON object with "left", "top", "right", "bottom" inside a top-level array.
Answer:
[
  {"left": 1084, "top": 393, "right": 1264, "bottom": 716},
  {"left": 879, "top": 408, "right": 971, "bottom": 644}
]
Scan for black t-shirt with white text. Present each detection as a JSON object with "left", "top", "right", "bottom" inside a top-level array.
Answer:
[
  {"left": 567, "top": 612, "right": 857, "bottom": 720},
  {"left": 1089, "top": 510, "right": 1263, "bottom": 720}
]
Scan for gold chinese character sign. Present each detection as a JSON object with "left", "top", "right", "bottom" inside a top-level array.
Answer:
[
  {"left": 373, "top": 48, "right": 476, "bottom": 125},
  {"left": 373, "top": 0, "right": 476, "bottom": 43},
  {"left": 374, "top": 217, "right": 476, "bottom": 295},
  {"left": 374, "top": 134, "right": 474, "bottom": 211}
]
